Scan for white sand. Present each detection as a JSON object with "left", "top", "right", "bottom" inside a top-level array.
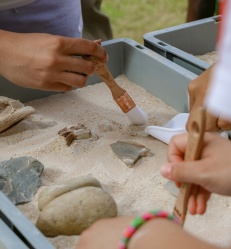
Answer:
[
  {"left": 0, "top": 75, "right": 230, "bottom": 248},
  {"left": 196, "top": 51, "right": 218, "bottom": 65}
]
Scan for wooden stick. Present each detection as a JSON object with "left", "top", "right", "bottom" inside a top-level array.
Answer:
[{"left": 173, "top": 107, "right": 206, "bottom": 226}]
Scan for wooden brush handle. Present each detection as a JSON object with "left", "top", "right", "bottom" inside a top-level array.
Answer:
[
  {"left": 83, "top": 56, "right": 125, "bottom": 99},
  {"left": 173, "top": 107, "right": 206, "bottom": 226},
  {"left": 83, "top": 56, "right": 136, "bottom": 113}
]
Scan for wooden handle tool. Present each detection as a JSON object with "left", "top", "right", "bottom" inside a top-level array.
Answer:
[
  {"left": 83, "top": 56, "right": 136, "bottom": 113},
  {"left": 173, "top": 106, "right": 206, "bottom": 226}
]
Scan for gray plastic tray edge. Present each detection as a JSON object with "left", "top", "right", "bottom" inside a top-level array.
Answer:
[
  {"left": 143, "top": 16, "right": 219, "bottom": 75},
  {"left": 0, "top": 191, "right": 55, "bottom": 249}
]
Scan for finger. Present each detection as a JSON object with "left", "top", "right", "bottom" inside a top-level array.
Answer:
[
  {"left": 187, "top": 80, "right": 197, "bottom": 111},
  {"left": 186, "top": 105, "right": 203, "bottom": 132},
  {"left": 186, "top": 96, "right": 197, "bottom": 130},
  {"left": 217, "top": 116, "right": 231, "bottom": 130},
  {"left": 64, "top": 38, "right": 107, "bottom": 63},
  {"left": 185, "top": 117, "right": 191, "bottom": 131},
  {"left": 58, "top": 72, "right": 88, "bottom": 88},
  {"left": 160, "top": 160, "right": 205, "bottom": 186},
  {"left": 196, "top": 188, "right": 211, "bottom": 215},
  {"left": 188, "top": 91, "right": 195, "bottom": 112},
  {"left": 205, "top": 111, "right": 220, "bottom": 131},
  {"left": 187, "top": 185, "right": 199, "bottom": 215},
  {"left": 38, "top": 82, "right": 72, "bottom": 92},
  {"left": 167, "top": 134, "right": 188, "bottom": 163},
  {"left": 62, "top": 56, "right": 95, "bottom": 76}
]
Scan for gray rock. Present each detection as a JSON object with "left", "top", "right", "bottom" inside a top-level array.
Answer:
[
  {"left": 110, "top": 141, "right": 151, "bottom": 167},
  {"left": 36, "top": 186, "right": 117, "bottom": 237},
  {"left": 38, "top": 176, "right": 102, "bottom": 211},
  {"left": 0, "top": 156, "right": 44, "bottom": 204}
]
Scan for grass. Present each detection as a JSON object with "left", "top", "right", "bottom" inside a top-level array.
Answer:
[{"left": 101, "top": 0, "right": 187, "bottom": 44}]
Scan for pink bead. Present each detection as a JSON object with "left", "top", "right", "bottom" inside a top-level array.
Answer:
[
  {"left": 158, "top": 210, "right": 168, "bottom": 217},
  {"left": 142, "top": 212, "right": 153, "bottom": 220},
  {"left": 118, "top": 242, "right": 126, "bottom": 249},
  {"left": 124, "top": 226, "right": 135, "bottom": 237}
]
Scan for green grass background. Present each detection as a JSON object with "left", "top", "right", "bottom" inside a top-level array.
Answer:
[{"left": 101, "top": 0, "right": 187, "bottom": 44}]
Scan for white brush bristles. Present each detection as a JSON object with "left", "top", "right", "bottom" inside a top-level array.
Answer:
[{"left": 126, "top": 105, "right": 148, "bottom": 125}]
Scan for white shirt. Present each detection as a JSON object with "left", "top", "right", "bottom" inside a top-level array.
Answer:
[{"left": 205, "top": 0, "right": 231, "bottom": 120}]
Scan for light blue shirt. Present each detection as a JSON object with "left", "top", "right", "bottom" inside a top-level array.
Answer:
[{"left": 0, "top": 0, "right": 83, "bottom": 38}]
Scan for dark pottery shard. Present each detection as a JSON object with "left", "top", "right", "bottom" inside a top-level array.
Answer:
[
  {"left": 0, "top": 156, "right": 44, "bottom": 205},
  {"left": 110, "top": 141, "right": 151, "bottom": 167}
]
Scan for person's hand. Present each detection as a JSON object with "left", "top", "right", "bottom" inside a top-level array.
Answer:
[
  {"left": 76, "top": 216, "right": 133, "bottom": 249},
  {"left": 187, "top": 65, "right": 231, "bottom": 131},
  {"left": 0, "top": 30, "right": 107, "bottom": 92},
  {"left": 160, "top": 133, "right": 231, "bottom": 215}
]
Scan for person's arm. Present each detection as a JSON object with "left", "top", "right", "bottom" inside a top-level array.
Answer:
[
  {"left": 187, "top": 65, "right": 217, "bottom": 131},
  {"left": 76, "top": 216, "right": 221, "bottom": 249},
  {"left": 187, "top": 64, "right": 231, "bottom": 131},
  {"left": 128, "top": 218, "right": 220, "bottom": 249},
  {"left": 0, "top": 29, "right": 107, "bottom": 91}
]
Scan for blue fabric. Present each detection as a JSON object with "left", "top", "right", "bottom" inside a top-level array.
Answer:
[
  {"left": 0, "top": 0, "right": 36, "bottom": 10},
  {"left": 0, "top": 0, "right": 83, "bottom": 38}
]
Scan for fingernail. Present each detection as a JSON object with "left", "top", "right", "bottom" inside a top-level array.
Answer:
[{"left": 160, "top": 163, "right": 172, "bottom": 177}]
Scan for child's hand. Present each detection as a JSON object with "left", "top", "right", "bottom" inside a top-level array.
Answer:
[{"left": 160, "top": 133, "right": 231, "bottom": 214}]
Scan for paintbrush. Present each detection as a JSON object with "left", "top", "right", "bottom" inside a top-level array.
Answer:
[
  {"left": 84, "top": 56, "right": 148, "bottom": 125},
  {"left": 173, "top": 106, "right": 205, "bottom": 226}
]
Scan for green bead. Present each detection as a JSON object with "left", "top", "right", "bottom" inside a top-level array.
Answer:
[
  {"left": 131, "top": 217, "right": 144, "bottom": 227},
  {"left": 150, "top": 209, "right": 160, "bottom": 215},
  {"left": 122, "top": 237, "right": 128, "bottom": 245}
]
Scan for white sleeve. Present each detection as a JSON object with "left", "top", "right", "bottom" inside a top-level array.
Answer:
[{"left": 205, "top": 0, "right": 231, "bottom": 121}]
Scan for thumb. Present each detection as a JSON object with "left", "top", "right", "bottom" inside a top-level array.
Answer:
[{"left": 160, "top": 161, "right": 203, "bottom": 186}]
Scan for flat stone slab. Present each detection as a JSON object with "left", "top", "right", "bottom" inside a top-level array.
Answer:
[
  {"left": 110, "top": 141, "right": 152, "bottom": 167},
  {"left": 0, "top": 156, "right": 44, "bottom": 205}
]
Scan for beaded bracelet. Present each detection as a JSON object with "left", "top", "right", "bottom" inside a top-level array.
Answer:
[{"left": 118, "top": 209, "right": 181, "bottom": 249}]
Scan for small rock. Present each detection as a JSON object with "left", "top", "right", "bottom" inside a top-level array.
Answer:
[
  {"left": 36, "top": 186, "right": 117, "bottom": 236},
  {"left": 38, "top": 176, "right": 102, "bottom": 211},
  {"left": 0, "top": 156, "right": 44, "bottom": 204},
  {"left": 72, "top": 128, "right": 91, "bottom": 139},
  {"left": 110, "top": 141, "right": 151, "bottom": 167},
  {"left": 58, "top": 124, "right": 92, "bottom": 146}
]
